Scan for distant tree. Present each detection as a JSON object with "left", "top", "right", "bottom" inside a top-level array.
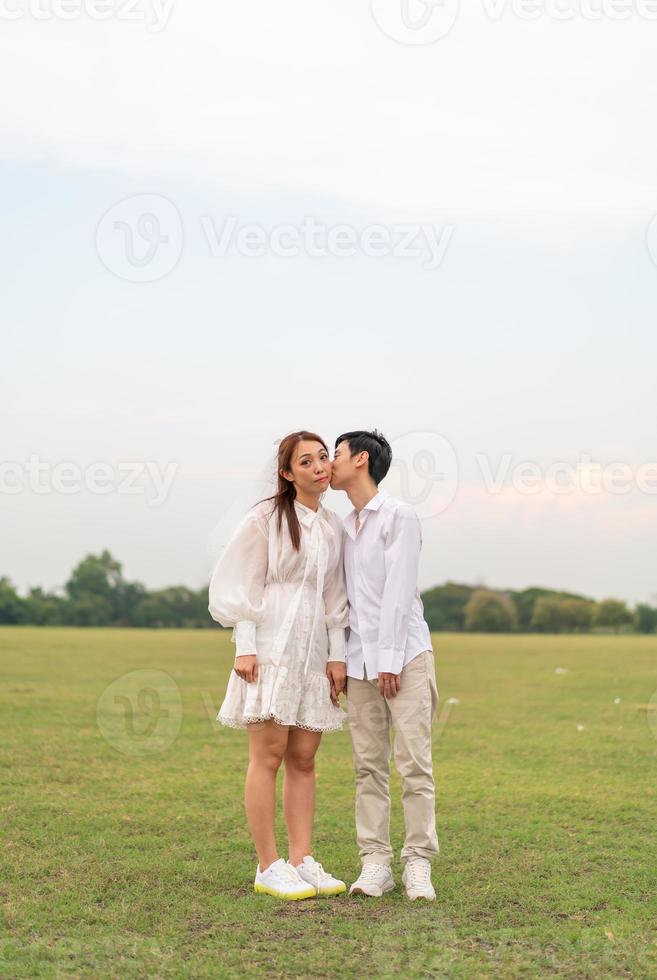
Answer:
[
  {"left": 531, "top": 596, "right": 595, "bottom": 633},
  {"left": 512, "top": 586, "right": 596, "bottom": 632},
  {"left": 512, "top": 588, "right": 553, "bottom": 632},
  {"left": 634, "top": 604, "right": 657, "bottom": 634},
  {"left": 113, "top": 581, "right": 148, "bottom": 625},
  {"left": 133, "top": 587, "right": 209, "bottom": 628},
  {"left": 22, "top": 587, "right": 67, "bottom": 626},
  {"left": 464, "top": 589, "right": 518, "bottom": 632},
  {"left": 67, "top": 594, "right": 113, "bottom": 626},
  {"left": 131, "top": 594, "right": 173, "bottom": 628},
  {"left": 562, "top": 598, "right": 596, "bottom": 631},
  {"left": 594, "top": 598, "right": 633, "bottom": 633},
  {"left": 421, "top": 582, "right": 472, "bottom": 631},
  {"left": 66, "top": 550, "right": 122, "bottom": 598},
  {"left": 531, "top": 597, "right": 559, "bottom": 632},
  {"left": 0, "top": 577, "right": 24, "bottom": 624},
  {"left": 65, "top": 550, "right": 145, "bottom": 625}
]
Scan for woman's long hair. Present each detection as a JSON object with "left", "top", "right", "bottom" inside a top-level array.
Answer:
[{"left": 256, "top": 430, "right": 329, "bottom": 551}]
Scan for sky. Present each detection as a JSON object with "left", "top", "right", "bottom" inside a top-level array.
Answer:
[{"left": 2, "top": 1, "right": 657, "bottom": 606}]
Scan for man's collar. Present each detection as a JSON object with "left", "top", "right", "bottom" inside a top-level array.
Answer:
[
  {"left": 343, "top": 487, "right": 388, "bottom": 534},
  {"left": 363, "top": 488, "right": 388, "bottom": 512}
]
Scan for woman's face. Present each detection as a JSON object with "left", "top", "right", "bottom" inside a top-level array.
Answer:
[{"left": 283, "top": 440, "right": 331, "bottom": 495}]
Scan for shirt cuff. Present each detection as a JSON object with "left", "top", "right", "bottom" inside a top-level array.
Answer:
[
  {"left": 327, "top": 626, "right": 346, "bottom": 663},
  {"left": 232, "top": 620, "right": 257, "bottom": 657},
  {"left": 377, "top": 647, "right": 406, "bottom": 675}
]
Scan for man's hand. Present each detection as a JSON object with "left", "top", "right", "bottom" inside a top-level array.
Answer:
[
  {"left": 378, "top": 671, "right": 401, "bottom": 699},
  {"left": 234, "top": 654, "right": 258, "bottom": 683},
  {"left": 326, "top": 661, "right": 347, "bottom": 706}
]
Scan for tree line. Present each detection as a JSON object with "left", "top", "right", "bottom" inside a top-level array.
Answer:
[
  {"left": 0, "top": 550, "right": 655, "bottom": 634},
  {"left": 421, "top": 582, "right": 656, "bottom": 634}
]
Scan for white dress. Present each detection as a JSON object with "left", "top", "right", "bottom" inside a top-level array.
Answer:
[{"left": 208, "top": 497, "right": 349, "bottom": 732}]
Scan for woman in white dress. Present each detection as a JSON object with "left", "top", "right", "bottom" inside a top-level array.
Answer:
[{"left": 208, "top": 430, "right": 349, "bottom": 900}]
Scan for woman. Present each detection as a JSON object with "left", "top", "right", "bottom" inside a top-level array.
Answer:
[{"left": 208, "top": 430, "right": 349, "bottom": 901}]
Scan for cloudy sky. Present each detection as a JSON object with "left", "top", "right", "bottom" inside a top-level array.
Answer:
[{"left": 2, "top": 1, "right": 657, "bottom": 606}]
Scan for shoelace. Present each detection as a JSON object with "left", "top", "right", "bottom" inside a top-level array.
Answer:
[
  {"left": 359, "top": 863, "right": 387, "bottom": 882},
  {"left": 302, "top": 857, "right": 330, "bottom": 893},
  {"left": 405, "top": 861, "right": 431, "bottom": 888},
  {"left": 278, "top": 863, "right": 305, "bottom": 887}
]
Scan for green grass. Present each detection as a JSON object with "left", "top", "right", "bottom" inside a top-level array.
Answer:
[{"left": 2, "top": 627, "right": 657, "bottom": 978}]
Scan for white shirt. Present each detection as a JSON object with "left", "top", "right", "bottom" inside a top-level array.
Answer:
[
  {"left": 342, "top": 487, "right": 433, "bottom": 679},
  {"left": 208, "top": 499, "right": 348, "bottom": 674}
]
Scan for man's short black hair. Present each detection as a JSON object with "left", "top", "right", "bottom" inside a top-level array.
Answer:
[{"left": 334, "top": 429, "right": 393, "bottom": 486}]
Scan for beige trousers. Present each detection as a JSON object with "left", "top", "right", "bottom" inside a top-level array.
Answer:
[{"left": 346, "top": 649, "right": 439, "bottom": 867}]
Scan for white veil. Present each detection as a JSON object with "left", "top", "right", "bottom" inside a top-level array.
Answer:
[{"left": 205, "top": 440, "right": 281, "bottom": 571}]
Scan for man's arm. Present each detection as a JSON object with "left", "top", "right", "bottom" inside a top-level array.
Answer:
[{"left": 377, "top": 505, "right": 423, "bottom": 696}]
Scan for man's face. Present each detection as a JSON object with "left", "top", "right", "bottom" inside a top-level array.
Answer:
[{"left": 330, "top": 439, "right": 360, "bottom": 491}]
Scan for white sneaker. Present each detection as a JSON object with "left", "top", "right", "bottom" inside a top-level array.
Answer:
[
  {"left": 294, "top": 855, "right": 346, "bottom": 896},
  {"left": 254, "top": 858, "right": 316, "bottom": 900},
  {"left": 402, "top": 858, "right": 436, "bottom": 901},
  {"left": 349, "top": 862, "right": 395, "bottom": 897}
]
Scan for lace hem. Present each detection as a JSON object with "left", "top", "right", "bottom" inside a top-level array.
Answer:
[
  {"left": 217, "top": 661, "right": 345, "bottom": 733},
  {"left": 217, "top": 711, "right": 345, "bottom": 733}
]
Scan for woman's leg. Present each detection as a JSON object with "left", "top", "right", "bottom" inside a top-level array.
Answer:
[
  {"left": 245, "top": 720, "right": 289, "bottom": 869},
  {"left": 283, "top": 727, "right": 323, "bottom": 866}
]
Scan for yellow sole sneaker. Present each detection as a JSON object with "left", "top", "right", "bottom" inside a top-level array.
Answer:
[
  {"left": 254, "top": 883, "right": 316, "bottom": 900},
  {"left": 316, "top": 883, "right": 347, "bottom": 897}
]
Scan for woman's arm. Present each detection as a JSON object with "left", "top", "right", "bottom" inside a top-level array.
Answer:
[
  {"left": 323, "top": 520, "right": 349, "bottom": 702},
  {"left": 323, "top": 521, "right": 349, "bottom": 660},
  {"left": 208, "top": 505, "right": 269, "bottom": 674}
]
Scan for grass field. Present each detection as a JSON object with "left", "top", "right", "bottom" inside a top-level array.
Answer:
[{"left": 2, "top": 627, "right": 657, "bottom": 978}]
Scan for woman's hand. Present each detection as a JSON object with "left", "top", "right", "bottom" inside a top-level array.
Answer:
[
  {"left": 234, "top": 654, "right": 259, "bottom": 683},
  {"left": 326, "top": 661, "right": 347, "bottom": 706}
]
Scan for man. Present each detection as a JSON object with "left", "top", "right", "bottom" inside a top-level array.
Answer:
[{"left": 330, "top": 429, "right": 439, "bottom": 901}]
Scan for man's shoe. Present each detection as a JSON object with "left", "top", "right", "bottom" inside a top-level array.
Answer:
[
  {"left": 402, "top": 858, "right": 436, "bottom": 901},
  {"left": 294, "top": 855, "right": 346, "bottom": 896},
  {"left": 254, "top": 858, "right": 316, "bottom": 900},
  {"left": 349, "top": 863, "right": 395, "bottom": 897}
]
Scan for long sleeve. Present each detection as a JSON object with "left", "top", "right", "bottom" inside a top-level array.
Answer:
[
  {"left": 377, "top": 505, "right": 422, "bottom": 675},
  {"left": 208, "top": 505, "right": 269, "bottom": 658},
  {"left": 323, "top": 521, "right": 349, "bottom": 663}
]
